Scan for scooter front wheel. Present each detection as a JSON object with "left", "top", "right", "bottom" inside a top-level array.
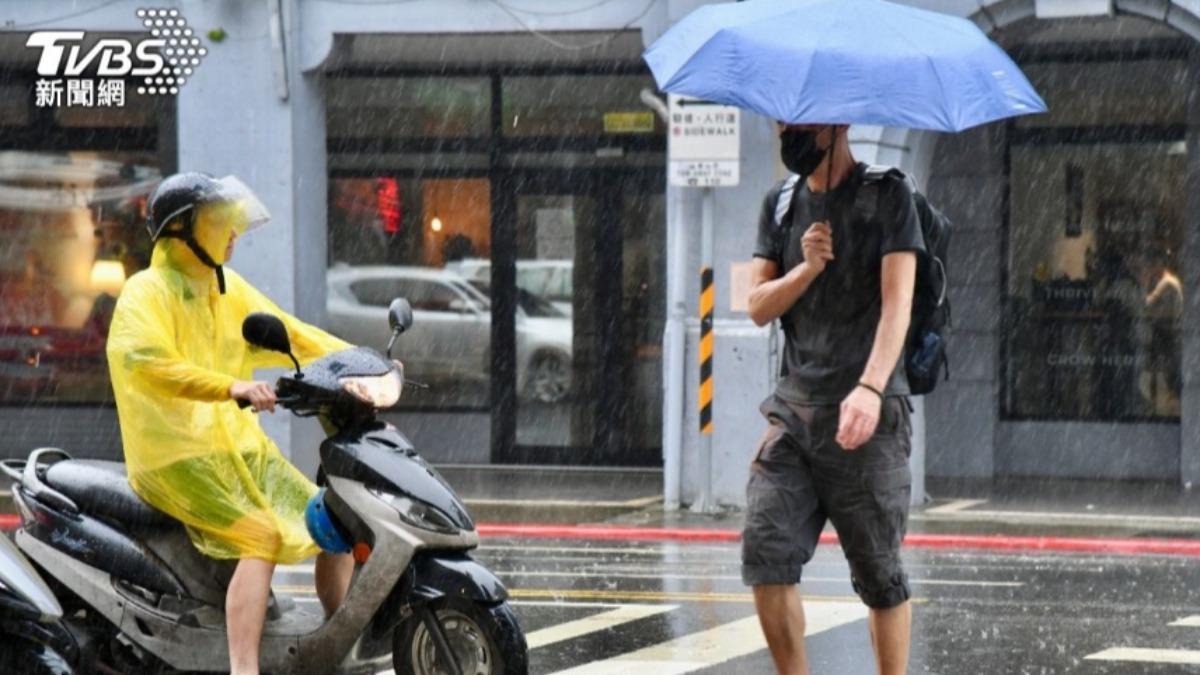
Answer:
[{"left": 393, "top": 597, "right": 528, "bottom": 675}]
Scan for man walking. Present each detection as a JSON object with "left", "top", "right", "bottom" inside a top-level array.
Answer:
[{"left": 743, "top": 123, "right": 923, "bottom": 675}]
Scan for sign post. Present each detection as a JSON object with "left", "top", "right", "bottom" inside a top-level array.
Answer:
[{"left": 667, "top": 95, "right": 739, "bottom": 514}]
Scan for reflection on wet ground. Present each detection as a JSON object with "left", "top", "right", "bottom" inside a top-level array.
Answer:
[{"left": 273, "top": 537, "right": 1200, "bottom": 674}]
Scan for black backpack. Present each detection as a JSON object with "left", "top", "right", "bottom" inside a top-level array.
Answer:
[{"left": 772, "top": 165, "right": 951, "bottom": 394}]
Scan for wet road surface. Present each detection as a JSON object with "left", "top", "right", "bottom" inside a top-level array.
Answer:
[{"left": 274, "top": 538, "right": 1200, "bottom": 674}]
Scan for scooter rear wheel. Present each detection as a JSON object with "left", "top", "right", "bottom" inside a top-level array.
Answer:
[
  {"left": 393, "top": 598, "right": 527, "bottom": 675},
  {"left": 0, "top": 635, "right": 74, "bottom": 675}
]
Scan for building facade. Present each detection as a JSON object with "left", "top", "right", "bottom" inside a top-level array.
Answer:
[{"left": 0, "top": 0, "right": 1196, "bottom": 502}]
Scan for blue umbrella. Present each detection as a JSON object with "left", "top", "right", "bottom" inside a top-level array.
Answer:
[{"left": 643, "top": 0, "right": 1047, "bottom": 132}]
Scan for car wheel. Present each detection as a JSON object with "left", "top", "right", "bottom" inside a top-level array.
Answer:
[{"left": 526, "top": 352, "right": 571, "bottom": 404}]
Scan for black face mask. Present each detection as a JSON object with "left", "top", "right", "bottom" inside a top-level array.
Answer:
[{"left": 779, "top": 127, "right": 827, "bottom": 176}]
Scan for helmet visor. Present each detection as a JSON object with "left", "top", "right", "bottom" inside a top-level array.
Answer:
[{"left": 208, "top": 175, "right": 270, "bottom": 235}]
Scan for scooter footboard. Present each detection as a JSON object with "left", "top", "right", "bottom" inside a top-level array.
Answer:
[{"left": 408, "top": 553, "right": 508, "bottom": 604}]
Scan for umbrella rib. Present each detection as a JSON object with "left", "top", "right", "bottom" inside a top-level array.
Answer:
[
  {"left": 783, "top": 6, "right": 838, "bottom": 124},
  {"left": 890, "top": 26, "right": 956, "bottom": 131}
]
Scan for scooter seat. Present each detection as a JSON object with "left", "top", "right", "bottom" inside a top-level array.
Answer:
[{"left": 43, "top": 460, "right": 176, "bottom": 529}]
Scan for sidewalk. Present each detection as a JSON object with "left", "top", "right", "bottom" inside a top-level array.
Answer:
[
  {"left": 447, "top": 466, "right": 1200, "bottom": 555},
  {"left": 449, "top": 465, "right": 1200, "bottom": 557},
  {"left": 443, "top": 465, "right": 1200, "bottom": 537},
  {"left": 5, "top": 465, "right": 1200, "bottom": 550}
]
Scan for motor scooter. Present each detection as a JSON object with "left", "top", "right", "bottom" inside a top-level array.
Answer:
[{"left": 0, "top": 298, "right": 528, "bottom": 674}]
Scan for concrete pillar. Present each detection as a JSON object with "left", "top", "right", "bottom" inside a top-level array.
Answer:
[
  {"left": 175, "top": 0, "right": 329, "bottom": 476},
  {"left": 676, "top": 112, "right": 779, "bottom": 507}
]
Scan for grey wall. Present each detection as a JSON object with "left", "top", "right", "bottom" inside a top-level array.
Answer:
[
  {"left": 923, "top": 124, "right": 1006, "bottom": 479},
  {"left": 173, "top": 0, "right": 331, "bottom": 473}
]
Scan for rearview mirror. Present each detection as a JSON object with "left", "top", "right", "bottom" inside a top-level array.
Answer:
[
  {"left": 243, "top": 313, "right": 303, "bottom": 378},
  {"left": 243, "top": 313, "right": 291, "bottom": 353},
  {"left": 388, "top": 298, "right": 414, "bottom": 335}
]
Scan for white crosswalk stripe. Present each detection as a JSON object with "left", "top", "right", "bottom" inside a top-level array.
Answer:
[
  {"left": 1085, "top": 648, "right": 1200, "bottom": 665},
  {"left": 1084, "top": 615, "right": 1200, "bottom": 664},
  {"left": 526, "top": 604, "right": 679, "bottom": 649},
  {"left": 546, "top": 599, "right": 868, "bottom": 675}
]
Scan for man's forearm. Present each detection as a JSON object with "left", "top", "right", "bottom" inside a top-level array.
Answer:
[
  {"left": 748, "top": 262, "right": 821, "bottom": 326},
  {"left": 860, "top": 309, "right": 911, "bottom": 391}
]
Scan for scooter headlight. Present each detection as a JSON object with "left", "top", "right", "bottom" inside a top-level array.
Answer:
[
  {"left": 368, "top": 487, "right": 459, "bottom": 535},
  {"left": 340, "top": 363, "right": 403, "bottom": 408}
]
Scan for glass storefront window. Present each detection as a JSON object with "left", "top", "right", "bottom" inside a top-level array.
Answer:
[
  {"left": 998, "top": 25, "right": 1191, "bottom": 424},
  {"left": 512, "top": 192, "right": 592, "bottom": 449},
  {"left": 1005, "top": 141, "right": 1185, "bottom": 421},
  {"left": 326, "top": 177, "right": 492, "bottom": 412},
  {"left": 0, "top": 85, "right": 30, "bottom": 126},
  {"left": 502, "top": 74, "right": 664, "bottom": 138},
  {"left": 326, "top": 76, "right": 491, "bottom": 140},
  {"left": 0, "top": 151, "right": 160, "bottom": 404},
  {"left": 325, "top": 57, "right": 666, "bottom": 465}
]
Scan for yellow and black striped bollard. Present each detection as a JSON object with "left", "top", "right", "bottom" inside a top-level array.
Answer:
[{"left": 699, "top": 266, "right": 714, "bottom": 435}]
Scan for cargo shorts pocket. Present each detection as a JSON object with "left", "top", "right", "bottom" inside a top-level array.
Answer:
[
  {"left": 873, "top": 398, "right": 909, "bottom": 438},
  {"left": 751, "top": 423, "right": 787, "bottom": 465},
  {"left": 862, "top": 463, "right": 912, "bottom": 551}
]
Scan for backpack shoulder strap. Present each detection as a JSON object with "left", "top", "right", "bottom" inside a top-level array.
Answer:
[
  {"left": 864, "top": 164, "right": 919, "bottom": 192},
  {"left": 855, "top": 164, "right": 920, "bottom": 218},
  {"left": 773, "top": 174, "right": 802, "bottom": 229}
]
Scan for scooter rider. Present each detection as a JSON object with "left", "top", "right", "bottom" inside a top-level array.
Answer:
[{"left": 105, "top": 172, "right": 356, "bottom": 675}]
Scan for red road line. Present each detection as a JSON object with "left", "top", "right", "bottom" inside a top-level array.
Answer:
[
  {"left": 475, "top": 523, "right": 1200, "bottom": 557},
  {"left": 3, "top": 515, "right": 1197, "bottom": 558},
  {"left": 477, "top": 523, "right": 743, "bottom": 543}
]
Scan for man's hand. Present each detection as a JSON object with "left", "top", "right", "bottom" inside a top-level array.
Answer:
[
  {"left": 230, "top": 380, "right": 276, "bottom": 413},
  {"left": 836, "top": 385, "right": 881, "bottom": 450},
  {"left": 801, "top": 222, "right": 834, "bottom": 273}
]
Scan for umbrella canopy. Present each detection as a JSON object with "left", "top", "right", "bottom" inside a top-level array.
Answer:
[{"left": 644, "top": 0, "right": 1047, "bottom": 132}]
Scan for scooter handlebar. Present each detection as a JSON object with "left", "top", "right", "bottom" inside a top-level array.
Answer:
[{"left": 236, "top": 393, "right": 303, "bottom": 411}]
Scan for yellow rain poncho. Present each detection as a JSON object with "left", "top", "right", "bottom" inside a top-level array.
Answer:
[{"left": 106, "top": 212, "right": 349, "bottom": 564}]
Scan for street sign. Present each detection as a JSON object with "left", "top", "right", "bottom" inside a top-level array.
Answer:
[{"left": 667, "top": 94, "right": 739, "bottom": 188}]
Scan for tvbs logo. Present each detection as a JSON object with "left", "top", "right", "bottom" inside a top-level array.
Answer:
[{"left": 26, "top": 8, "right": 207, "bottom": 108}]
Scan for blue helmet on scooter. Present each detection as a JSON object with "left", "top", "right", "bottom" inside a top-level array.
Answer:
[{"left": 304, "top": 488, "right": 352, "bottom": 554}]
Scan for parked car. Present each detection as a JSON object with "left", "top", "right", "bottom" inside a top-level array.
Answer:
[
  {"left": 327, "top": 266, "right": 573, "bottom": 403},
  {"left": 446, "top": 258, "right": 573, "bottom": 316}
]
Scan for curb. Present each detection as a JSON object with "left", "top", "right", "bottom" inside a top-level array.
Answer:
[
  {"left": 476, "top": 523, "right": 1200, "bottom": 557},
  {"left": 7, "top": 515, "right": 1198, "bottom": 558}
]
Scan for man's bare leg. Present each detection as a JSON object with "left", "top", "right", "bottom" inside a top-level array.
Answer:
[
  {"left": 868, "top": 601, "right": 911, "bottom": 675},
  {"left": 227, "top": 558, "right": 276, "bottom": 675},
  {"left": 315, "top": 551, "right": 355, "bottom": 619},
  {"left": 753, "top": 584, "right": 809, "bottom": 675}
]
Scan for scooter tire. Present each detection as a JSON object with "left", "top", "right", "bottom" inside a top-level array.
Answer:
[
  {"left": 0, "top": 635, "right": 74, "bottom": 675},
  {"left": 393, "top": 598, "right": 528, "bottom": 675}
]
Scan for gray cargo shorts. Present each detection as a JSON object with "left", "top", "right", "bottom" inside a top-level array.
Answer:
[{"left": 741, "top": 394, "right": 913, "bottom": 609}]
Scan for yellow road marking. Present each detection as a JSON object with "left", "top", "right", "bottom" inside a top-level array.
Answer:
[{"left": 275, "top": 585, "right": 925, "bottom": 606}]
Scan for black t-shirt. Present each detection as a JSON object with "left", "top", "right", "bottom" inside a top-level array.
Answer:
[{"left": 753, "top": 163, "right": 925, "bottom": 404}]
